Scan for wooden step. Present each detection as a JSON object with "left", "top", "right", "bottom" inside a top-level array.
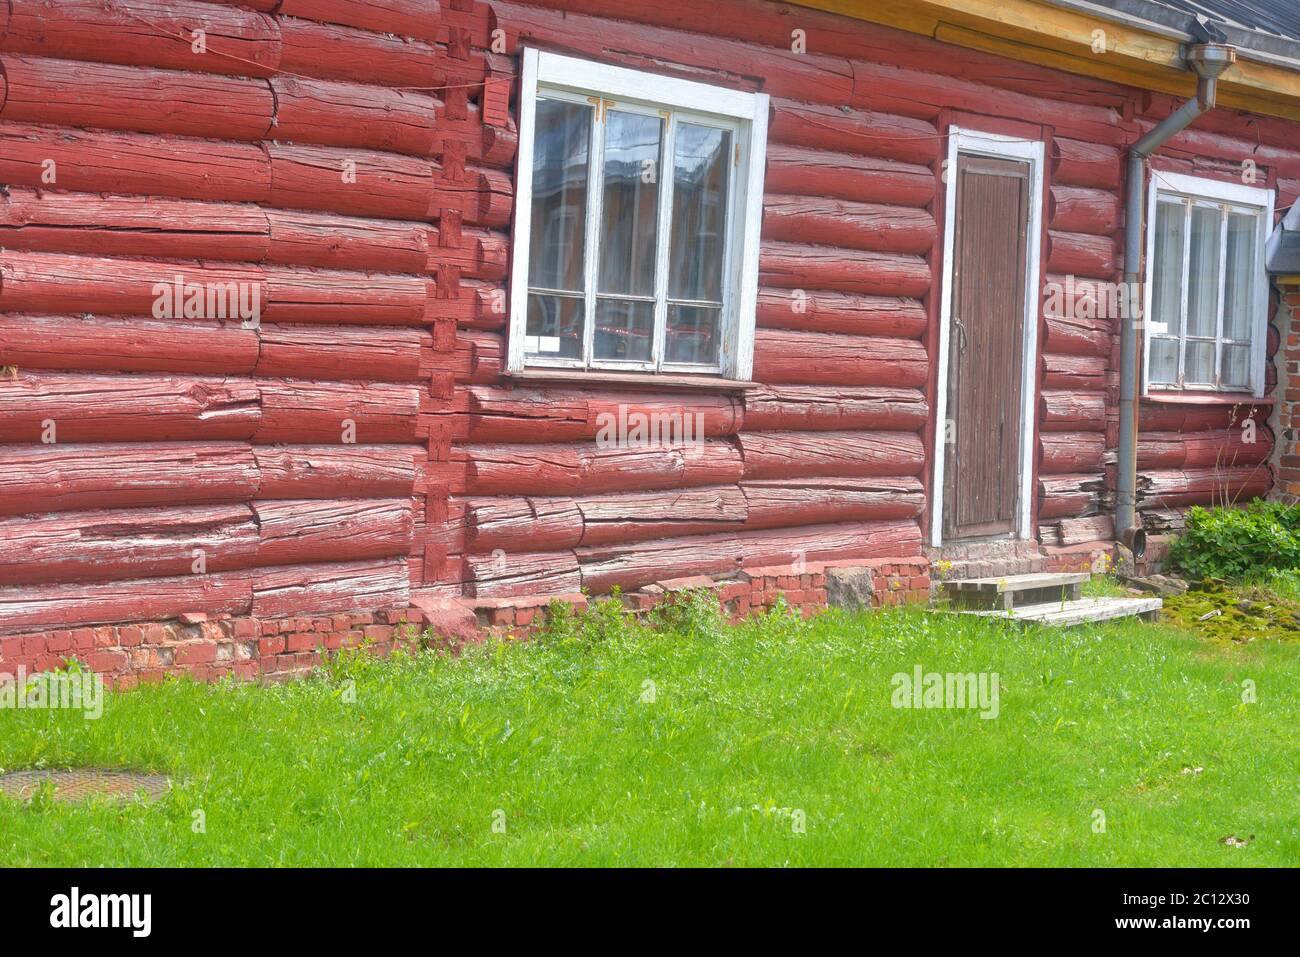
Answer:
[
  {"left": 958, "top": 596, "right": 1162, "bottom": 627},
  {"left": 943, "top": 571, "right": 1089, "bottom": 610}
]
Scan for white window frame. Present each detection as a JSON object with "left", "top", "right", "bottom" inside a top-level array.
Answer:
[
  {"left": 508, "top": 49, "right": 769, "bottom": 380},
  {"left": 1142, "top": 170, "right": 1273, "bottom": 398}
]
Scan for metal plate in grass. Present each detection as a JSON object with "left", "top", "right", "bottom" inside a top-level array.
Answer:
[{"left": 0, "top": 769, "right": 170, "bottom": 804}]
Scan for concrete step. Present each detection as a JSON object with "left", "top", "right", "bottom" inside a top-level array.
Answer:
[
  {"left": 958, "top": 596, "right": 1162, "bottom": 627},
  {"left": 943, "top": 572, "right": 1089, "bottom": 610}
]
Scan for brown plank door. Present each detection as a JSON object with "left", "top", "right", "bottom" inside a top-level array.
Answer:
[{"left": 943, "top": 153, "right": 1032, "bottom": 541}]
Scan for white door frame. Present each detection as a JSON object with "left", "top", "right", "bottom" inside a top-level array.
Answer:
[{"left": 931, "top": 128, "right": 1044, "bottom": 548}]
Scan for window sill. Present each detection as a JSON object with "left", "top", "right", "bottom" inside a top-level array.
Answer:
[
  {"left": 506, "top": 368, "right": 759, "bottom": 393},
  {"left": 1143, "top": 391, "right": 1273, "bottom": 406}
]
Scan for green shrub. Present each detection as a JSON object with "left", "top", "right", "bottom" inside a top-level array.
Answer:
[{"left": 1167, "top": 499, "right": 1300, "bottom": 580}]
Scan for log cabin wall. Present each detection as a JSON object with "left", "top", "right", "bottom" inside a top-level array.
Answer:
[{"left": 1, "top": 0, "right": 1298, "bottom": 649}]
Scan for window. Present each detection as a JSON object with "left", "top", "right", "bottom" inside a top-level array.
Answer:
[
  {"left": 508, "top": 50, "right": 769, "bottom": 379},
  {"left": 1144, "top": 171, "right": 1273, "bottom": 396}
]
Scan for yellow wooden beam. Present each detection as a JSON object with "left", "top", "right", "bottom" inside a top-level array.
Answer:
[
  {"left": 790, "top": 0, "right": 1300, "bottom": 122},
  {"left": 1276, "top": 275, "right": 1300, "bottom": 287}
]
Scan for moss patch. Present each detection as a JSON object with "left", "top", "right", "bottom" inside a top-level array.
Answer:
[{"left": 1161, "top": 585, "right": 1300, "bottom": 644}]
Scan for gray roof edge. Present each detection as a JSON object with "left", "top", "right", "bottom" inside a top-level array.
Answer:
[{"left": 1045, "top": 0, "right": 1300, "bottom": 73}]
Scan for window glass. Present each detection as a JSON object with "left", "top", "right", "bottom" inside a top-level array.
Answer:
[
  {"left": 1223, "top": 210, "right": 1257, "bottom": 342},
  {"left": 1185, "top": 203, "right": 1222, "bottom": 339},
  {"left": 528, "top": 99, "right": 591, "bottom": 294},
  {"left": 669, "top": 124, "right": 731, "bottom": 304}
]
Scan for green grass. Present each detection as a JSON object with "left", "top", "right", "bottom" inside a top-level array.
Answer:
[{"left": 2, "top": 594, "right": 1297, "bottom": 866}]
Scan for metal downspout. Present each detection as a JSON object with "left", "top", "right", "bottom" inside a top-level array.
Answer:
[{"left": 1115, "top": 43, "right": 1236, "bottom": 559}]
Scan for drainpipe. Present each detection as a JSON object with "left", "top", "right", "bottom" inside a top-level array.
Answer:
[{"left": 1116, "top": 42, "right": 1236, "bottom": 560}]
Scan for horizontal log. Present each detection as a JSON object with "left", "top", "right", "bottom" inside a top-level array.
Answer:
[
  {"left": 435, "top": 226, "right": 509, "bottom": 281},
  {"left": 277, "top": 16, "right": 439, "bottom": 88},
  {"left": 1051, "top": 138, "right": 1121, "bottom": 190},
  {"left": 738, "top": 430, "right": 926, "bottom": 480},
  {"left": 255, "top": 380, "right": 420, "bottom": 443},
  {"left": 575, "top": 486, "right": 748, "bottom": 546},
  {"left": 1139, "top": 401, "right": 1266, "bottom": 432},
  {"left": 1137, "top": 429, "right": 1273, "bottom": 470},
  {"left": 1039, "top": 514, "right": 1114, "bottom": 547},
  {"left": 465, "top": 498, "right": 585, "bottom": 553},
  {"left": 0, "top": 123, "right": 271, "bottom": 203},
  {"left": 1040, "top": 432, "right": 1106, "bottom": 474},
  {"left": 1044, "top": 313, "right": 1111, "bottom": 357},
  {"left": 0, "top": 314, "right": 259, "bottom": 375},
  {"left": 0, "top": 54, "right": 273, "bottom": 141},
  {"left": 1137, "top": 466, "right": 1271, "bottom": 509},
  {"left": 1140, "top": 507, "right": 1186, "bottom": 534},
  {"left": 0, "top": 504, "right": 257, "bottom": 586},
  {"left": 0, "top": 252, "right": 430, "bottom": 325},
  {"left": 768, "top": 99, "right": 939, "bottom": 165},
  {"left": 0, "top": 373, "right": 261, "bottom": 443},
  {"left": 760, "top": 242, "right": 930, "bottom": 297},
  {"left": 0, "top": 572, "right": 253, "bottom": 636},
  {"left": 463, "top": 550, "right": 581, "bottom": 600},
  {"left": 0, "top": 251, "right": 263, "bottom": 318},
  {"left": 752, "top": 329, "right": 927, "bottom": 387},
  {"left": 461, "top": 441, "right": 744, "bottom": 496},
  {"left": 250, "top": 557, "right": 409, "bottom": 618},
  {"left": 755, "top": 288, "right": 927, "bottom": 338},
  {"left": 1039, "top": 473, "right": 1105, "bottom": 519},
  {"left": 267, "top": 143, "right": 433, "bottom": 221},
  {"left": 762, "top": 195, "right": 934, "bottom": 254},
  {"left": 277, "top": 0, "right": 442, "bottom": 42},
  {"left": 270, "top": 76, "right": 437, "bottom": 156},
  {"left": 764, "top": 144, "right": 935, "bottom": 207},
  {"left": 1039, "top": 390, "right": 1106, "bottom": 432},
  {"left": 1042, "top": 272, "right": 1134, "bottom": 325},
  {"left": 466, "top": 387, "right": 743, "bottom": 443},
  {"left": 1047, "top": 230, "right": 1117, "bottom": 280},
  {"left": 743, "top": 384, "right": 927, "bottom": 432},
  {"left": 0, "top": 188, "right": 270, "bottom": 262},
  {"left": 0, "top": 443, "right": 258, "bottom": 516},
  {"left": 0, "top": 0, "right": 282, "bottom": 77},
  {"left": 253, "top": 445, "right": 417, "bottom": 499},
  {"left": 252, "top": 499, "right": 413, "bottom": 567},
  {"left": 1044, "top": 353, "right": 1108, "bottom": 391},
  {"left": 265, "top": 208, "right": 429, "bottom": 273},
  {"left": 495, "top": 1, "right": 854, "bottom": 108},
  {"left": 256, "top": 325, "right": 427, "bottom": 382},
  {"left": 1048, "top": 185, "right": 1121, "bottom": 236},
  {"left": 262, "top": 266, "right": 430, "bottom": 325},
  {"left": 576, "top": 519, "right": 922, "bottom": 593},
  {"left": 742, "top": 477, "right": 924, "bottom": 528}
]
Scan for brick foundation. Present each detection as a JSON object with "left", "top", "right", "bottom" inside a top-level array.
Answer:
[
  {"left": 0, "top": 557, "right": 934, "bottom": 687},
  {"left": 1275, "top": 290, "right": 1300, "bottom": 496}
]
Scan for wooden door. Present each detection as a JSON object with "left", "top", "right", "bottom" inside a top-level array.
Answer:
[{"left": 943, "top": 153, "right": 1031, "bottom": 541}]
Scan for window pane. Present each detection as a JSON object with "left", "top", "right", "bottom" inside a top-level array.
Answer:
[
  {"left": 1149, "top": 337, "right": 1178, "bottom": 386},
  {"left": 594, "top": 298, "right": 654, "bottom": 362},
  {"left": 1186, "top": 204, "right": 1222, "bottom": 338},
  {"left": 1222, "top": 344, "right": 1251, "bottom": 389},
  {"left": 1223, "top": 211, "right": 1257, "bottom": 342},
  {"left": 526, "top": 293, "right": 584, "bottom": 359},
  {"left": 1151, "top": 199, "right": 1185, "bottom": 336},
  {"left": 666, "top": 303, "right": 721, "bottom": 365},
  {"left": 529, "top": 99, "right": 591, "bottom": 293},
  {"left": 669, "top": 124, "right": 731, "bottom": 303},
  {"left": 598, "top": 111, "right": 662, "bottom": 298},
  {"left": 1185, "top": 340, "right": 1215, "bottom": 385}
]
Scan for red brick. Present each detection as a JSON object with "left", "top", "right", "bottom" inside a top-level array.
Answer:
[
  {"left": 91, "top": 649, "right": 128, "bottom": 673},
  {"left": 117, "top": 625, "right": 144, "bottom": 647},
  {"left": 284, "top": 632, "right": 316, "bottom": 653},
  {"left": 364, "top": 623, "right": 395, "bottom": 641},
  {"left": 143, "top": 623, "right": 170, "bottom": 644},
  {"left": 232, "top": 618, "right": 259, "bottom": 639},
  {"left": 46, "top": 631, "right": 73, "bottom": 653},
  {"left": 174, "top": 643, "right": 217, "bottom": 666},
  {"left": 258, "top": 635, "right": 286, "bottom": 656}
]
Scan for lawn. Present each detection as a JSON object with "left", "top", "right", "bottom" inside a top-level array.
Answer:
[{"left": 1, "top": 592, "right": 1297, "bottom": 866}]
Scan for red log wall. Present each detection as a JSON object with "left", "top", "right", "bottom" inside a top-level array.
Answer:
[{"left": 0, "top": 0, "right": 1295, "bottom": 648}]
